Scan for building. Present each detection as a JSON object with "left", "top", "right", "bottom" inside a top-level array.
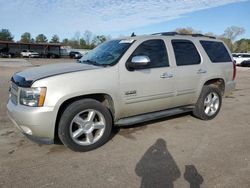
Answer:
[{"left": 0, "top": 41, "right": 61, "bottom": 56}]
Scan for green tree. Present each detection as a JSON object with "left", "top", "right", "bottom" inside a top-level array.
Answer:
[
  {"left": 92, "top": 35, "right": 107, "bottom": 46},
  {"left": 20, "top": 32, "right": 31, "bottom": 43},
  {"left": 50, "top": 34, "right": 60, "bottom": 43},
  {"left": 35, "top": 34, "right": 48, "bottom": 43},
  {"left": 233, "top": 39, "right": 250, "bottom": 53},
  {"left": 0, "top": 29, "right": 14, "bottom": 41},
  {"left": 30, "top": 38, "right": 35, "bottom": 43},
  {"left": 62, "top": 38, "right": 69, "bottom": 44},
  {"left": 79, "top": 38, "right": 87, "bottom": 48}
]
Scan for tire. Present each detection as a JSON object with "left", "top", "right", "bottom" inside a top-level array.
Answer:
[
  {"left": 58, "top": 99, "right": 113, "bottom": 152},
  {"left": 193, "top": 85, "right": 222, "bottom": 120}
]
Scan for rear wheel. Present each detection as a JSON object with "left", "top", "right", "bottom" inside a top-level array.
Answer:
[
  {"left": 58, "top": 99, "right": 113, "bottom": 152},
  {"left": 193, "top": 85, "right": 222, "bottom": 120}
]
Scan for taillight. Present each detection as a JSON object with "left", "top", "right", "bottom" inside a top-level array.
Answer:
[{"left": 233, "top": 60, "right": 236, "bottom": 80}]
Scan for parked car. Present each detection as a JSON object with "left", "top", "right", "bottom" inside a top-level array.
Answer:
[
  {"left": 241, "top": 59, "right": 250, "bottom": 67},
  {"left": 46, "top": 52, "right": 60, "bottom": 58},
  {"left": 74, "top": 52, "right": 82, "bottom": 59},
  {"left": 232, "top": 53, "right": 250, "bottom": 65},
  {"left": 20, "top": 50, "right": 40, "bottom": 58},
  {"left": 69, "top": 51, "right": 82, "bottom": 59},
  {"left": 7, "top": 32, "right": 236, "bottom": 152},
  {"left": 0, "top": 51, "right": 15, "bottom": 58},
  {"left": 0, "top": 47, "right": 15, "bottom": 58}
]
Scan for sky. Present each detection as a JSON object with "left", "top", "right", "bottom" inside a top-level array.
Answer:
[{"left": 0, "top": 0, "right": 249, "bottom": 41}]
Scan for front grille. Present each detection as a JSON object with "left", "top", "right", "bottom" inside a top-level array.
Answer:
[{"left": 10, "top": 82, "right": 18, "bottom": 105}]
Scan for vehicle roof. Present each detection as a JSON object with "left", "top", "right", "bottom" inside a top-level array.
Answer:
[{"left": 118, "top": 32, "right": 219, "bottom": 42}]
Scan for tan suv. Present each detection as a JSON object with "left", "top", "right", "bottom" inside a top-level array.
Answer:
[{"left": 7, "top": 32, "right": 236, "bottom": 151}]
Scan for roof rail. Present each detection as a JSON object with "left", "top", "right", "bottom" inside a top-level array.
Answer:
[{"left": 152, "top": 32, "right": 216, "bottom": 39}]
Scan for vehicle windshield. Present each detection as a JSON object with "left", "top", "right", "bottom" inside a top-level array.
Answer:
[{"left": 78, "top": 39, "right": 134, "bottom": 66}]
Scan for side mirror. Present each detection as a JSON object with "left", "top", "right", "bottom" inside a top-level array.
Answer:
[{"left": 128, "top": 55, "right": 150, "bottom": 70}]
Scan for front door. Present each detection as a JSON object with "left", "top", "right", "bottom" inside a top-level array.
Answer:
[{"left": 118, "top": 39, "right": 176, "bottom": 118}]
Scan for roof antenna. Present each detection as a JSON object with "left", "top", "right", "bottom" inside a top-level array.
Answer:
[{"left": 131, "top": 32, "right": 136, "bottom": 37}]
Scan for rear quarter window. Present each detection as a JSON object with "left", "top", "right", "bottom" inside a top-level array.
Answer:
[{"left": 200, "top": 41, "right": 232, "bottom": 63}]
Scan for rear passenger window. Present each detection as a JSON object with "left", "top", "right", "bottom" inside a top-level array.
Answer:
[
  {"left": 172, "top": 40, "right": 201, "bottom": 66},
  {"left": 200, "top": 41, "right": 232, "bottom": 63},
  {"left": 129, "top": 39, "right": 169, "bottom": 68}
]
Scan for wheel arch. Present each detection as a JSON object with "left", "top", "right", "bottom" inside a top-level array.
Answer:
[
  {"left": 203, "top": 78, "right": 225, "bottom": 95},
  {"left": 54, "top": 93, "right": 115, "bottom": 143}
]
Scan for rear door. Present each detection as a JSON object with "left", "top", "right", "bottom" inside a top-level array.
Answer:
[{"left": 170, "top": 39, "right": 206, "bottom": 106}]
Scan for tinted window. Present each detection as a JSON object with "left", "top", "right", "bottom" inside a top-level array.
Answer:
[
  {"left": 200, "top": 41, "right": 232, "bottom": 63},
  {"left": 129, "top": 39, "right": 169, "bottom": 68},
  {"left": 172, "top": 40, "right": 201, "bottom": 66},
  {"left": 242, "top": 54, "right": 250, "bottom": 58}
]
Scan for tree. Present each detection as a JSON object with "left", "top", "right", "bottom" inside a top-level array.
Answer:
[
  {"left": 50, "top": 34, "right": 60, "bottom": 43},
  {"left": 220, "top": 26, "right": 245, "bottom": 52},
  {"left": 62, "top": 38, "right": 69, "bottom": 45},
  {"left": 30, "top": 38, "right": 35, "bottom": 43},
  {"left": 79, "top": 38, "right": 87, "bottom": 48},
  {"left": 175, "top": 27, "right": 202, "bottom": 35},
  {"left": 219, "top": 37, "right": 233, "bottom": 52},
  {"left": 223, "top": 26, "right": 245, "bottom": 42},
  {"left": 20, "top": 32, "right": 31, "bottom": 43},
  {"left": 35, "top": 34, "right": 48, "bottom": 43},
  {"left": 0, "top": 29, "right": 14, "bottom": 41},
  {"left": 74, "top": 31, "right": 81, "bottom": 43},
  {"left": 175, "top": 27, "right": 196, "bottom": 34},
  {"left": 92, "top": 35, "right": 107, "bottom": 45},
  {"left": 84, "top": 30, "right": 93, "bottom": 45},
  {"left": 233, "top": 39, "right": 250, "bottom": 53}
]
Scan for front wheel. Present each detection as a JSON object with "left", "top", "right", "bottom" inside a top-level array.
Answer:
[
  {"left": 58, "top": 99, "right": 113, "bottom": 152},
  {"left": 193, "top": 85, "right": 222, "bottom": 120}
]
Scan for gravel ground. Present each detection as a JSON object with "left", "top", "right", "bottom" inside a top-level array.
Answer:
[{"left": 0, "top": 58, "right": 250, "bottom": 188}]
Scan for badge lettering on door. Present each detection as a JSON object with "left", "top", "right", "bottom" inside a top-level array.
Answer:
[{"left": 125, "top": 90, "right": 137, "bottom": 96}]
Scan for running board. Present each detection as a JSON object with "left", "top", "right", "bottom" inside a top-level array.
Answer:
[{"left": 115, "top": 106, "right": 194, "bottom": 126}]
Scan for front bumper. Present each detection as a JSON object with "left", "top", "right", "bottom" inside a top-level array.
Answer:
[{"left": 7, "top": 99, "right": 56, "bottom": 145}]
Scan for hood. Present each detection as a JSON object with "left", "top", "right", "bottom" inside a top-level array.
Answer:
[{"left": 12, "top": 62, "right": 100, "bottom": 87}]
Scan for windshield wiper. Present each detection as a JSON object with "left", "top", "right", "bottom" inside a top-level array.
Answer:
[{"left": 80, "top": 59, "right": 109, "bottom": 67}]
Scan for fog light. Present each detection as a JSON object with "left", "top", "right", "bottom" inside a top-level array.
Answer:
[{"left": 20, "top": 126, "right": 32, "bottom": 135}]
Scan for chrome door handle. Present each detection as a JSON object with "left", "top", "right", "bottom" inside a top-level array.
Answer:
[
  {"left": 197, "top": 69, "right": 207, "bottom": 74},
  {"left": 160, "top": 73, "right": 174, "bottom": 79}
]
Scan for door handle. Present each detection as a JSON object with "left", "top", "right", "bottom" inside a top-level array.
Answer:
[
  {"left": 160, "top": 73, "right": 174, "bottom": 79},
  {"left": 197, "top": 69, "right": 207, "bottom": 74}
]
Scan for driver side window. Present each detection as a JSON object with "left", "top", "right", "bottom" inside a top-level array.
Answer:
[{"left": 128, "top": 39, "right": 169, "bottom": 69}]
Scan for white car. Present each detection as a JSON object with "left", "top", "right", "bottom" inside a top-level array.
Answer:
[
  {"left": 21, "top": 50, "right": 40, "bottom": 58},
  {"left": 232, "top": 53, "right": 250, "bottom": 65}
]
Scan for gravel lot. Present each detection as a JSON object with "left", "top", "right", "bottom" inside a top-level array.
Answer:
[{"left": 0, "top": 58, "right": 250, "bottom": 188}]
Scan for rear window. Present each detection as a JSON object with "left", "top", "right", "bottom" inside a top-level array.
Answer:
[
  {"left": 172, "top": 40, "right": 201, "bottom": 66},
  {"left": 200, "top": 41, "right": 232, "bottom": 63}
]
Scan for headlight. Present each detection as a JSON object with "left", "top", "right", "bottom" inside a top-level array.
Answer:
[{"left": 20, "top": 87, "right": 47, "bottom": 107}]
